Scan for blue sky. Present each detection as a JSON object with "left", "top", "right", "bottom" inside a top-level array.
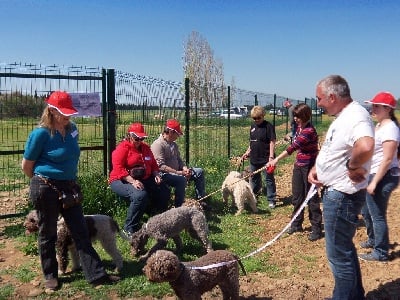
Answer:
[{"left": 1, "top": 0, "right": 399, "bottom": 102}]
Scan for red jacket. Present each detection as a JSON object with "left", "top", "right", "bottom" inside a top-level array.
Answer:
[{"left": 109, "top": 139, "right": 159, "bottom": 184}]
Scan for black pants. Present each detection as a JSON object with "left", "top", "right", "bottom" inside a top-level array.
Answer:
[
  {"left": 291, "top": 165, "right": 322, "bottom": 232},
  {"left": 29, "top": 175, "right": 107, "bottom": 283}
]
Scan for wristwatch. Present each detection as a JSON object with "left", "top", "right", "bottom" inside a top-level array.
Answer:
[{"left": 345, "top": 159, "right": 358, "bottom": 171}]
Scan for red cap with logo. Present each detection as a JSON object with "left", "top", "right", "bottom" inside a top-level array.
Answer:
[
  {"left": 166, "top": 119, "right": 183, "bottom": 135},
  {"left": 365, "top": 92, "right": 397, "bottom": 109},
  {"left": 127, "top": 123, "right": 148, "bottom": 138},
  {"left": 46, "top": 91, "right": 78, "bottom": 116}
]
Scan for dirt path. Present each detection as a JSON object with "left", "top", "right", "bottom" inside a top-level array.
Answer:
[{"left": 1, "top": 173, "right": 400, "bottom": 299}]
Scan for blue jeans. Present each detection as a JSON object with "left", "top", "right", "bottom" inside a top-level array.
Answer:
[
  {"left": 29, "top": 175, "right": 106, "bottom": 283},
  {"left": 250, "top": 162, "right": 276, "bottom": 203},
  {"left": 322, "top": 187, "right": 365, "bottom": 300},
  {"left": 361, "top": 171, "right": 399, "bottom": 260},
  {"left": 161, "top": 167, "right": 206, "bottom": 206},
  {"left": 110, "top": 176, "right": 170, "bottom": 233}
]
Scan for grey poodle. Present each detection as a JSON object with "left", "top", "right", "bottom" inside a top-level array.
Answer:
[
  {"left": 24, "top": 210, "right": 124, "bottom": 274},
  {"left": 130, "top": 206, "right": 213, "bottom": 261},
  {"left": 143, "top": 249, "right": 245, "bottom": 300}
]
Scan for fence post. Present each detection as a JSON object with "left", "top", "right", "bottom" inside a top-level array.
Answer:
[
  {"left": 184, "top": 78, "right": 190, "bottom": 165},
  {"left": 227, "top": 86, "right": 231, "bottom": 158},
  {"left": 101, "top": 69, "right": 108, "bottom": 176},
  {"left": 107, "top": 69, "right": 116, "bottom": 174}
]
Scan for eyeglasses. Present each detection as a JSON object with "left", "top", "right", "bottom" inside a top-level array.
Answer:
[{"left": 130, "top": 133, "right": 145, "bottom": 141}]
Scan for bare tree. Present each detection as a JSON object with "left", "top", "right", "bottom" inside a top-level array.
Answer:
[{"left": 183, "top": 31, "right": 225, "bottom": 109}]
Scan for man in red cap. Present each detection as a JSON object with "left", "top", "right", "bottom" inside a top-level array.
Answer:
[{"left": 151, "top": 119, "right": 207, "bottom": 207}]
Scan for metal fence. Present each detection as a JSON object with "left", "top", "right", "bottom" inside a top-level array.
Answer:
[
  {"left": 0, "top": 62, "right": 318, "bottom": 217},
  {"left": 0, "top": 63, "right": 107, "bottom": 217}
]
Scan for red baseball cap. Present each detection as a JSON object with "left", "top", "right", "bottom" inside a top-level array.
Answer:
[
  {"left": 166, "top": 119, "right": 183, "bottom": 135},
  {"left": 46, "top": 91, "right": 78, "bottom": 116},
  {"left": 365, "top": 92, "right": 397, "bottom": 109},
  {"left": 127, "top": 123, "right": 148, "bottom": 138}
]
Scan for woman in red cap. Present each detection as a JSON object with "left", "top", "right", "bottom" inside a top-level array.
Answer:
[
  {"left": 109, "top": 122, "right": 170, "bottom": 237},
  {"left": 22, "top": 91, "right": 119, "bottom": 290},
  {"left": 359, "top": 92, "right": 400, "bottom": 262}
]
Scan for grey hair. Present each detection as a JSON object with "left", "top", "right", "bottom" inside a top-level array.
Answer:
[{"left": 317, "top": 75, "right": 351, "bottom": 100}]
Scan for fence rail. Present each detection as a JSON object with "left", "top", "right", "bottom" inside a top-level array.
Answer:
[{"left": 0, "top": 61, "right": 318, "bottom": 217}]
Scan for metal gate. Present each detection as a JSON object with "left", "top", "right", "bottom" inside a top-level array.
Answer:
[{"left": 0, "top": 63, "right": 111, "bottom": 217}]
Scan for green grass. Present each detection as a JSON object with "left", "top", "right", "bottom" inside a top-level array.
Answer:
[{"left": 0, "top": 114, "right": 342, "bottom": 298}]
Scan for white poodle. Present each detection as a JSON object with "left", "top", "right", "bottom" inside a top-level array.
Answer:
[{"left": 221, "top": 171, "right": 258, "bottom": 215}]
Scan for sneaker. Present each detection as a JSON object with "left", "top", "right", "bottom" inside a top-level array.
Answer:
[
  {"left": 268, "top": 202, "right": 276, "bottom": 209},
  {"left": 359, "top": 241, "right": 373, "bottom": 249},
  {"left": 91, "top": 274, "right": 121, "bottom": 287},
  {"left": 358, "top": 253, "right": 388, "bottom": 262},
  {"left": 308, "top": 231, "right": 323, "bottom": 241},
  {"left": 45, "top": 278, "right": 59, "bottom": 291},
  {"left": 286, "top": 227, "right": 303, "bottom": 235}
]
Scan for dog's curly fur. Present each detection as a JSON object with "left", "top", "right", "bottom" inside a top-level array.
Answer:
[
  {"left": 181, "top": 198, "right": 204, "bottom": 213},
  {"left": 130, "top": 206, "right": 212, "bottom": 261},
  {"left": 24, "top": 210, "right": 123, "bottom": 274},
  {"left": 221, "top": 171, "right": 258, "bottom": 215},
  {"left": 143, "top": 249, "right": 243, "bottom": 300}
]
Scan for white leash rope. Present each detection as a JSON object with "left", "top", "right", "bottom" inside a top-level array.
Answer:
[
  {"left": 197, "top": 163, "right": 267, "bottom": 202},
  {"left": 189, "top": 184, "right": 318, "bottom": 270}
]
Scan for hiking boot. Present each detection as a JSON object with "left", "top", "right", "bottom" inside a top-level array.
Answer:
[
  {"left": 45, "top": 278, "right": 59, "bottom": 291},
  {"left": 359, "top": 241, "right": 373, "bottom": 249},
  {"left": 308, "top": 231, "right": 323, "bottom": 241},
  {"left": 91, "top": 274, "right": 121, "bottom": 287},
  {"left": 286, "top": 227, "right": 303, "bottom": 235}
]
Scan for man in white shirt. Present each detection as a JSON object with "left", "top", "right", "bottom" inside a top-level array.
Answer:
[{"left": 308, "top": 75, "right": 374, "bottom": 300}]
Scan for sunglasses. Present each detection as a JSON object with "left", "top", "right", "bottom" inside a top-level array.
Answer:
[
  {"left": 130, "top": 133, "right": 145, "bottom": 141},
  {"left": 252, "top": 116, "right": 262, "bottom": 121}
]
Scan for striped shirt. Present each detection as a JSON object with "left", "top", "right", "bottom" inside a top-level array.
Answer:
[{"left": 286, "top": 122, "right": 319, "bottom": 167}]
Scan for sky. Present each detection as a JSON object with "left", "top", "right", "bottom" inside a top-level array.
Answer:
[{"left": 1, "top": 0, "right": 399, "bottom": 102}]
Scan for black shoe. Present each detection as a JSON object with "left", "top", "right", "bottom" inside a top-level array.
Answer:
[
  {"left": 308, "top": 231, "right": 323, "bottom": 241},
  {"left": 44, "top": 278, "right": 59, "bottom": 291},
  {"left": 287, "top": 227, "right": 303, "bottom": 235},
  {"left": 91, "top": 274, "right": 120, "bottom": 287}
]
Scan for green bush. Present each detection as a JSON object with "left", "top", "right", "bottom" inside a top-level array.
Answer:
[{"left": 79, "top": 173, "right": 123, "bottom": 217}]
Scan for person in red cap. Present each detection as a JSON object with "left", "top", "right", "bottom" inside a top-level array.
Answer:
[
  {"left": 151, "top": 119, "right": 207, "bottom": 208},
  {"left": 359, "top": 92, "right": 400, "bottom": 262},
  {"left": 109, "top": 122, "right": 171, "bottom": 237},
  {"left": 22, "top": 91, "right": 120, "bottom": 290}
]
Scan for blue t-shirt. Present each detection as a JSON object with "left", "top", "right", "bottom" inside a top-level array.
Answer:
[{"left": 23, "top": 123, "right": 80, "bottom": 180}]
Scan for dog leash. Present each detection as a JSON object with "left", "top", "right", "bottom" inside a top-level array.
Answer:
[
  {"left": 188, "top": 184, "right": 318, "bottom": 270},
  {"left": 196, "top": 163, "right": 267, "bottom": 203},
  {"left": 36, "top": 174, "right": 64, "bottom": 200}
]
